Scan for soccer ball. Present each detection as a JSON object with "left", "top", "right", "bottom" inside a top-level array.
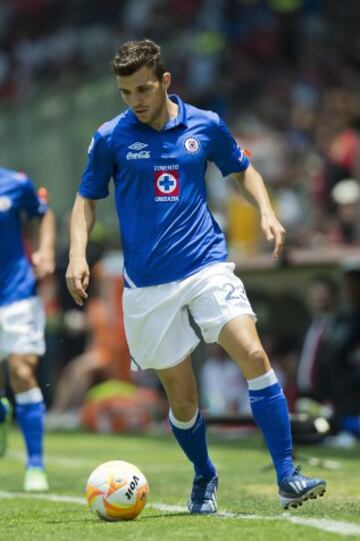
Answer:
[{"left": 86, "top": 460, "right": 149, "bottom": 521}]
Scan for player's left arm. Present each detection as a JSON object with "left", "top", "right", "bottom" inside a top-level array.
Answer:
[
  {"left": 31, "top": 206, "right": 56, "bottom": 279},
  {"left": 21, "top": 179, "right": 56, "bottom": 279},
  {"left": 232, "top": 164, "right": 286, "bottom": 260}
]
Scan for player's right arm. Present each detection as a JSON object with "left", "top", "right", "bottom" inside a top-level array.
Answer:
[
  {"left": 66, "top": 195, "right": 96, "bottom": 306},
  {"left": 67, "top": 126, "right": 114, "bottom": 305}
]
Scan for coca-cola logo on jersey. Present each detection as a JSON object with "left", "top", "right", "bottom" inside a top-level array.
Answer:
[{"left": 126, "top": 150, "right": 151, "bottom": 160}]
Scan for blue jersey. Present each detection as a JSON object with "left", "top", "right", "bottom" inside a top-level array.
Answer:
[
  {"left": 0, "top": 167, "right": 48, "bottom": 306},
  {"left": 79, "top": 95, "right": 249, "bottom": 287}
]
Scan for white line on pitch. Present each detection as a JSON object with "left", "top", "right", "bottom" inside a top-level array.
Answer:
[
  {"left": 0, "top": 491, "right": 359, "bottom": 537},
  {"left": 5, "top": 451, "right": 191, "bottom": 472}
]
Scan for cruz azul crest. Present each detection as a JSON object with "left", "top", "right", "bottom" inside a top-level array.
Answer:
[{"left": 183, "top": 136, "right": 201, "bottom": 154}]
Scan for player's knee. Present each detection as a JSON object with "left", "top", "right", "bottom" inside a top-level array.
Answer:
[
  {"left": 246, "top": 348, "right": 269, "bottom": 370},
  {"left": 9, "top": 362, "right": 34, "bottom": 387},
  {"left": 169, "top": 396, "right": 198, "bottom": 422}
]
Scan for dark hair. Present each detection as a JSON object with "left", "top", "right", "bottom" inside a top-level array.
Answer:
[{"left": 111, "top": 39, "right": 165, "bottom": 80}]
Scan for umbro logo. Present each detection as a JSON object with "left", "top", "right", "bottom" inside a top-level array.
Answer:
[
  {"left": 0, "top": 196, "right": 11, "bottom": 211},
  {"left": 249, "top": 395, "right": 264, "bottom": 403},
  {"left": 128, "top": 142, "right": 148, "bottom": 150}
]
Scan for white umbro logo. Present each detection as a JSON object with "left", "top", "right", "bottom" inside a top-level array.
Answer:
[
  {"left": 128, "top": 142, "right": 148, "bottom": 150},
  {"left": 0, "top": 196, "right": 12, "bottom": 211}
]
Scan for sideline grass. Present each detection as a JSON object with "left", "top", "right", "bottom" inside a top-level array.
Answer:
[{"left": 0, "top": 428, "right": 359, "bottom": 541}]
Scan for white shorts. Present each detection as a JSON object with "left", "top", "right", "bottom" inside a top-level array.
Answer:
[
  {"left": 0, "top": 297, "right": 45, "bottom": 357},
  {"left": 123, "top": 262, "right": 256, "bottom": 371}
]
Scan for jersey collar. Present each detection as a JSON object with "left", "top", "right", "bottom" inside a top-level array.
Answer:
[
  {"left": 165, "top": 94, "right": 187, "bottom": 129},
  {"left": 126, "top": 94, "right": 187, "bottom": 131}
]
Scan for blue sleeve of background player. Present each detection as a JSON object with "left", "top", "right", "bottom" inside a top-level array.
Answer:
[
  {"left": 78, "top": 131, "right": 114, "bottom": 199},
  {"left": 21, "top": 178, "right": 48, "bottom": 219},
  {"left": 208, "top": 117, "right": 250, "bottom": 177}
]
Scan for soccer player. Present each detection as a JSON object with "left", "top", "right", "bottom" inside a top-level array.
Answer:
[
  {"left": 66, "top": 40, "right": 326, "bottom": 512},
  {"left": 0, "top": 167, "right": 55, "bottom": 491}
]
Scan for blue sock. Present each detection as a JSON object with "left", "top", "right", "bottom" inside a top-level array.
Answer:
[
  {"left": 340, "top": 415, "right": 360, "bottom": 437},
  {"left": 169, "top": 409, "right": 216, "bottom": 480},
  {"left": 15, "top": 388, "right": 45, "bottom": 469},
  {"left": 248, "top": 370, "right": 293, "bottom": 484}
]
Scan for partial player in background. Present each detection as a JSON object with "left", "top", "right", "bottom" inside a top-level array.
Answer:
[
  {"left": 66, "top": 40, "right": 326, "bottom": 512},
  {"left": 0, "top": 167, "right": 55, "bottom": 491}
]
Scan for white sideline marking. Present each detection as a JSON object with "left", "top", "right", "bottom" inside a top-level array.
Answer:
[
  {"left": 285, "top": 516, "right": 360, "bottom": 537},
  {"left": 6, "top": 451, "right": 190, "bottom": 472},
  {"left": 7, "top": 451, "right": 91, "bottom": 468},
  {"left": 0, "top": 491, "right": 85, "bottom": 505},
  {"left": 155, "top": 504, "right": 360, "bottom": 536},
  {"left": 0, "top": 491, "right": 360, "bottom": 536}
]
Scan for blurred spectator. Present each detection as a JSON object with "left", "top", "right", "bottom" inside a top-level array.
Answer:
[
  {"left": 325, "top": 118, "right": 360, "bottom": 195},
  {"left": 330, "top": 178, "right": 360, "bottom": 245},
  {"left": 80, "top": 379, "right": 166, "bottom": 434},
  {"left": 312, "top": 260, "right": 360, "bottom": 442},
  {"left": 296, "top": 275, "right": 338, "bottom": 397},
  {"left": 46, "top": 251, "right": 130, "bottom": 429},
  {"left": 200, "top": 344, "right": 250, "bottom": 415},
  {"left": 36, "top": 220, "right": 110, "bottom": 408}
]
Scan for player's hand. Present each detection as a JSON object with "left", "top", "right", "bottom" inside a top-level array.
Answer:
[
  {"left": 260, "top": 212, "right": 286, "bottom": 260},
  {"left": 31, "top": 250, "right": 55, "bottom": 279},
  {"left": 66, "top": 257, "right": 90, "bottom": 306}
]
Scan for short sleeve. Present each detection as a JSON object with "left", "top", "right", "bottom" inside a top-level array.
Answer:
[
  {"left": 78, "top": 131, "right": 114, "bottom": 199},
  {"left": 21, "top": 178, "right": 48, "bottom": 218},
  {"left": 208, "top": 117, "right": 250, "bottom": 177}
]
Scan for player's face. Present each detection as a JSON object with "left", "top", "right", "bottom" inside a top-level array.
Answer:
[{"left": 117, "top": 66, "right": 170, "bottom": 125}]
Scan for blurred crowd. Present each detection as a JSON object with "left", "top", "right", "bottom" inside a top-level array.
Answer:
[
  {"left": 1, "top": 0, "right": 360, "bottom": 252},
  {"left": 1, "top": 0, "right": 359, "bottom": 441}
]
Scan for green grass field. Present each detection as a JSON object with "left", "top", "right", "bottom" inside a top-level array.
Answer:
[{"left": 0, "top": 427, "right": 359, "bottom": 541}]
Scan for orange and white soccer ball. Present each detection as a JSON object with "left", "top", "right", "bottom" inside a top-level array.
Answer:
[{"left": 86, "top": 460, "right": 149, "bottom": 521}]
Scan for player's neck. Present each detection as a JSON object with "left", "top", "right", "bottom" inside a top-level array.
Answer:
[{"left": 149, "top": 97, "right": 178, "bottom": 131}]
